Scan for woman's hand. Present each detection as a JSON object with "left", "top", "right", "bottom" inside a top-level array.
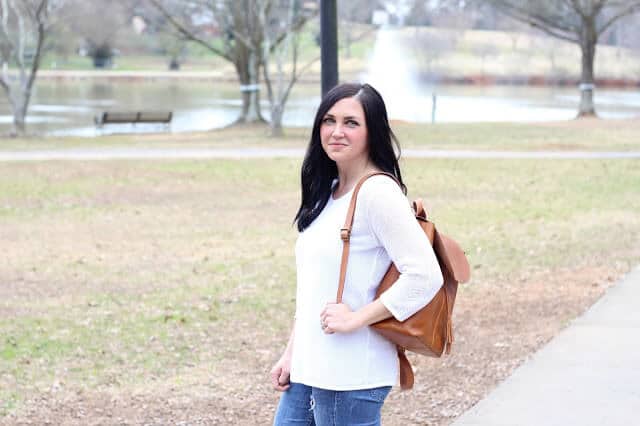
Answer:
[
  {"left": 320, "top": 299, "right": 392, "bottom": 335},
  {"left": 270, "top": 353, "right": 292, "bottom": 392},
  {"left": 320, "top": 303, "right": 363, "bottom": 334}
]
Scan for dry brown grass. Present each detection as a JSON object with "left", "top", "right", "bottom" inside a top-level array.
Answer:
[
  {"left": 3, "top": 119, "right": 640, "bottom": 152},
  {"left": 0, "top": 156, "right": 639, "bottom": 425}
]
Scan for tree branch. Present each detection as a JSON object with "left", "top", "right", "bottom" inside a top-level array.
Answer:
[
  {"left": 0, "top": 73, "right": 9, "bottom": 95},
  {"left": 598, "top": 0, "right": 640, "bottom": 34},
  {"left": 593, "top": 0, "right": 607, "bottom": 15},
  {"left": 148, "top": 0, "right": 233, "bottom": 61},
  {"left": 486, "top": 0, "right": 580, "bottom": 42},
  {"left": 269, "top": 9, "right": 318, "bottom": 55},
  {"left": 225, "top": 0, "right": 261, "bottom": 53},
  {"left": 527, "top": 19, "right": 581, "bottom": 42},
  {"left": 281, "top": 32, "right": 299, "bottom": 106},
  {"left": 26, "top": 0, "right": 47, "bottom": 96},
  {"left": 0, "top": 0, "right": 12, "bottom": 61},
  {"left": 280, "top": 3, "right": 300, "bottom": 107},
  {"left": 567, "top": 0, "right": 588, "bottom": 19},
  {"left": 487, "top": 0, "right": 581, "bottom": 35},
  {"left": 294, "top": 26, "right": 377, "bottom": 81}
]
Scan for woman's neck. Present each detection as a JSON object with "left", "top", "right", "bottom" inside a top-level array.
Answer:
[{"left": 335, "top": 160, "right": 381, "bottom": 196}]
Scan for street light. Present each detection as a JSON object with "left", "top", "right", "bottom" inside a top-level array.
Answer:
[{"left": 320, "top": 0, "right": 338, "bottom": 97}]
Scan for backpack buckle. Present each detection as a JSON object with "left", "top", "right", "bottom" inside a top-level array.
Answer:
[{"left": 340, "top": 228, "right": 351, "bottom": 242}]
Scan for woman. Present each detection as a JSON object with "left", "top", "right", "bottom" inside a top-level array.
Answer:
[{"left": 271, "top": 83, "right": 444, "bottom": 425}]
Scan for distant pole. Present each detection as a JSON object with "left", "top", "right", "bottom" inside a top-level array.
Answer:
[
  {"left": 320, "top": 0, "right": 338, "bottom": 97},
  {"left": 431, "top": 93, "right": 437, "bottom": 124}
]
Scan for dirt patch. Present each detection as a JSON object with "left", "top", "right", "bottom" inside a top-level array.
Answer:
[
  {"left": 2, "top": 158, "right": 638, "bottom": 425},
  {"left": 2, "top": 263, "right": 630, "bottom": 426}
]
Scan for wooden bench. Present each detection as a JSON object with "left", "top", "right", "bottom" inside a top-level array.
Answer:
[{"left": 94, "top": 111, "right": 173, "bottom": 128}]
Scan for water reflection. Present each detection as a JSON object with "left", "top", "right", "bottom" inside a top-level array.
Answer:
[{"left": 0, "top": 80, "right": 638, "bottom": 137}]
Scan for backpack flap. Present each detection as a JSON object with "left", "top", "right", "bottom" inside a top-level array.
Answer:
[{"left": 433, "top": 231, "right": 470, "bottom": 284}]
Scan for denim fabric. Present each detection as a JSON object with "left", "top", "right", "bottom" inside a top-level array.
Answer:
[
  {"left": 273, "top": 382, "right": 392, "bottom": 426},
  {"left": 273, "top": 383, "right": 315, "bottom": 425}
]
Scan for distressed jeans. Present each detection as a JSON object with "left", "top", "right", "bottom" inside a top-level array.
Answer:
[{"left": 273, "top": 382, "right": 392, "bottom": 426}]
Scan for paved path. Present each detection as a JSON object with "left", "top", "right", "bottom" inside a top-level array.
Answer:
[
  {"left": 452, "top": 266, "right": 640, "bottom": 426},
  {"left": 1, "top": 148, "right": 640, "bottom": 161}
]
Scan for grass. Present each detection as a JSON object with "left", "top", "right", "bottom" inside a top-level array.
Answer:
[
  {"left": 407, "top": 159, "right": 640, "bottom": 277},
  {"left": 393, "top": 120, "right": 640, "bottom": 151},
  {"left": 1, "top": 116, "right": 639, "bottom": 421},
  {"left": 1, "top": 151, "right": 639, "bottom": 419},
  {"left": 2, "top": 119, "right": 640, "bottom": 151},
  {"left": 0, "top": 158, "right": 301, "bottom": 416},
  {"left": 41, "top": 54, "right": 235, "bottom": 73}
]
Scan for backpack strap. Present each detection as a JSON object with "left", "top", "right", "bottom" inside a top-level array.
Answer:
[
  {"left": 336, "top": 171, "right": 400, "bottom": 303},
  {"left": 413, "top": 199, "right": 427, "bottom": 221},
  {"left": 336, "top": 171, "right": 418, "bottom": 390},
  {"left": 398, "top": 347, "right": 415, "bottom": 390}
]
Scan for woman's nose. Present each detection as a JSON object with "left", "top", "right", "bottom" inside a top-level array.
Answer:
[{"left": 332, "top": 125, "right": 344, "bottom": 137}]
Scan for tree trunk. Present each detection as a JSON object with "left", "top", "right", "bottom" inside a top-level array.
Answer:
[
  {"left": 269, "top": 104, "right": 284, "bottom": 137},
  {"left": 4, "top": 89, "right": 27, "bottom": 137},
  {"left": 578, "top": 20, "right": 597, "bottom": 118},
  {"left": 239, "top": 87, "right": 263, "bottom": 123},
  {"left": 234, "top": 38, "right": 264, "bottom": 124},
  {"left": 12, "top": 109, "right": 27, "bottom": 137},
  {"left": 2, "top": 1, "right": 47, "bottom": 138},
  {"left": 5, "top": 67, "right": 39, "bottom": 137}
]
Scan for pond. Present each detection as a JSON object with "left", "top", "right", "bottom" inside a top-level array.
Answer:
[{"left": 0, "top": 79, "right": 638, "bottom": 137}]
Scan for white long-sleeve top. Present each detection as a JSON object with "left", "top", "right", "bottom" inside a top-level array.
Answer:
[{"left": 290, "top": 175, "right": 444, "bottom": 390}]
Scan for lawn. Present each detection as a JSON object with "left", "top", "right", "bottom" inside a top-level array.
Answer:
[
  {"left": 3, "top": 119, "right": 640, "bottom": 152},
  {"left": 1, "top": 145, "right": 639, "bottom": 424}
]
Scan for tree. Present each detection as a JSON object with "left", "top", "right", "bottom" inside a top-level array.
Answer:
[
  {"left": 262, "top": 0, "right": 377, "bottom": 135},
  {"left": 259, "top": 0, "right": 302, "bottom": 136},
  {"left": 338, "top": 0, "right": 374, "bottom": 58},
  {"left": 0, "top": 0, "right": 53, "bottom": 137},
  {"left": 411, "top": 28, "right": 459, "bottom": 78},
  {"left": 476, "top": 0, "right": 640, "bottom": 117},
  {"left": 67, "top": 0, "right": 131, "bottom": 68},
  {"left": 150, "top": 0, "right": 315, "bottom": 126}
]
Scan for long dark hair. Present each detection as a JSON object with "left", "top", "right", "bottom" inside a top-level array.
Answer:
[{"left": 294, "top": 83, "right": 406, "bottom": 232}]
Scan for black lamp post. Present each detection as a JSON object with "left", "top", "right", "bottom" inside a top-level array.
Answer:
[{"left": 320, "top": 0, "right": 338, "bottom": 97}]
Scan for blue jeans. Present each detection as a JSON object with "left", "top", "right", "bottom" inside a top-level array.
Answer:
[{"left": 273, "top": 382, "right": 392, "bottom": 426}]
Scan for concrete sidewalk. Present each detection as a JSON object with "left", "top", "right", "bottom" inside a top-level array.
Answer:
[{"left": 452, "top": 266, "right": 640, "bottom": 426}]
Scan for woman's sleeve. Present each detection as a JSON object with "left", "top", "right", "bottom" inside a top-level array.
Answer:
[{"left": 361, "top": 176, "right": 444, "bottom": 321}]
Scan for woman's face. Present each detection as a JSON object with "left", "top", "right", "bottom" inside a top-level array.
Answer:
[{"left": 320, "top": 97, "right": 369, "bottom": 166}]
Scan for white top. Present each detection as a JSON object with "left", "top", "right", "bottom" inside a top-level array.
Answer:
[{"left": 290, "top": 175, "right": 444, "bottom": 390}]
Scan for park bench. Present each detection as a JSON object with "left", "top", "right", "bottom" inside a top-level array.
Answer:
[{"left": 94, "top": 111, "right": 173, "bottom": 129}]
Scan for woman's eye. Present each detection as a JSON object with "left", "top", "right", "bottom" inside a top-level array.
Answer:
[
  {"left": 346, "top": 120, "right": 358, "bottom": 127},
  {"left": 322, "top": 117, "right": 335, "bottom": 124}
]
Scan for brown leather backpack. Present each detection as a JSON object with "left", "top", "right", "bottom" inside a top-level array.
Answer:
[{"left": 336, "top": 172, "right": 470, "bottom": 390}]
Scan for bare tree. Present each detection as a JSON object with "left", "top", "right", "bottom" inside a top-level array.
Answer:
[
  {"left": 67, "top": 0, "right": 131, "bottom": 68},
  {"left": 262, "top": 0, "right": 378, "bottom": 136},
  {"left": 259, "top": 0, "right": 301, "bottom": 136},
  {"left": 411, "top": 28, "right": 458, "bottom": 78},
  {"left": 338, "top": 0, "right": 373, "bottom": 59},
  {"left": 477, "top": 0, "right": 640, "bottom": 117},
  {"left": 0, "top": 0, "right": 53, "bottom": 137},
  {"left": 150, "top": 0, "right": 315, "bottom": 126}
]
